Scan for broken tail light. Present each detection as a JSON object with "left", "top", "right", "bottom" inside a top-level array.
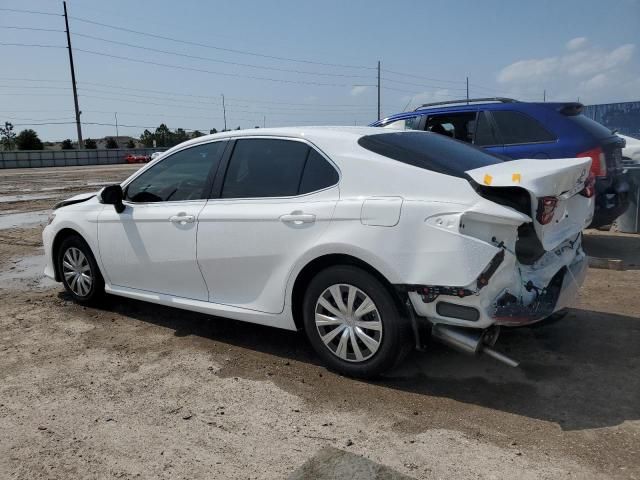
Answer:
[
  {"left": 579, "top": 172, "right": 596, "bottom": 198},
  {"left": 536, "top": 196, "right": 558, "bottom": 225},
  {"left": 577, "top": 146, "right": 607, "bottom": 177}
]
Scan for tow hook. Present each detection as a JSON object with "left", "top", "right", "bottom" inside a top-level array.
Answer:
[{"left": 431, "top": 324, "right": 519, "bottom": 367}]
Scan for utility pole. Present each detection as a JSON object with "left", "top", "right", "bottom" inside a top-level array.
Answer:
[
  {"left": 543, "top": 90, "right": 546, "bottom": 102},
  {"left": 63, "top": 1, "right": 83, "bottom": 148},
  {"left": 114, "top": 112, "right": 119, "bottom": 143},
  {"left": 263, "top": 115, "right": 266, "bottom": 128},
  {"left": 221, "top": 94, "right": 227, "bottom": 131},
  {"left": 377, "top": 60, "right": 381, "bottom": 121},
  {"left": 466, "top": 76, "right": 469, "bottom": 104}
]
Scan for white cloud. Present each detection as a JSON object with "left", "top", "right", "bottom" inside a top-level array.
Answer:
[
  {"left": 496, "top": 40, "right": 638, "bottom": 103},
  {"left": 350, "top": 85, "right": 369, "bottom": 96},
  {"left": 566, "top": 37, "right": 588, "bottom": 51}
]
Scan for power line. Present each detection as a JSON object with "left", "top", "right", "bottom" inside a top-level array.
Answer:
[
  {"left": 0, "top": 25, "right": 65, "bottom": 33},
  {"left": 75, "top": 86, "right": 376, "bottom": 112},
  {"left": 0, "top": 84, "right": 69, "bottom": 90},
  {"left": 381, "top": 68, "right": 465, "bottom": 85},
  {"left": 0, "top": 42, "right": 65, "bottom": 49},
  {"left": 0, "top": 77, "right": 68, "bottom": 83},
  {"left": 79, "top": 81, "right": 374, "bottom": 107},
  {"left": 383, "top": 77, "right": 468, "bottom": 91},
  {"left": 70, "top": 15, "right": 376, "bottom": 70},
  {"left": 72, "top": 32, "right": 373, "bottom": 79},
  {"left": 73, "top": 47, "right": 376, "bottom": 88},
  {"left": 0, "top": 7, "right": 61, "bottom": 17}
]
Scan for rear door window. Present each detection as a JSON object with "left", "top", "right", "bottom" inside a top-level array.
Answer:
[
  {"left": 474, "top": 111, "right": 500, "bottom": 146},
  {"left": 424, "top": 112, "right": 477, "bottom": 143},
  {"left": 358, "top": 131, "right": 502, "bottom": 178},
  {"left": 221, "top": 139, "right": 339, "bottom": 198},
  {"left": 299, "top": 149, "right": 339, "bottom": 194},
  {"left": 491, "top": 110, "right": 556, "bottom": 144}
]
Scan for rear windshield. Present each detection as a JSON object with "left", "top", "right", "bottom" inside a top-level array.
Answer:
[
  {"left": 358, "top": 131, "right": 502, "bottom": 178},
  {"left": 568, "top": 114, "right": 614, "bottom": 139}
]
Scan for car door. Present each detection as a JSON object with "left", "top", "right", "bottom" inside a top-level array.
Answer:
[
  {"left": 97, "top": 140, "right": 227, "bottom": 301},
  {"left": 197, "top": 137, "right": 340, "bottom": 314}
]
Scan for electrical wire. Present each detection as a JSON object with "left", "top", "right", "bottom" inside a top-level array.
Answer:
[
  {"left": 72, "top": 32, "right": 373, "bottom": 79},
  {"left": 0, "top": 7, "right": 61, "bottom": 17},
  {"left": 70, "top": 15, "right": 376, "bottom": 70},
  {"left": 74, "top": 48, "right": 375, "bottom": 88}
]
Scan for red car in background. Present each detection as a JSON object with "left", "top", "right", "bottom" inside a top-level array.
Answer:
[{"left": 124, "top": 154, "right": 150, "bottom": 164}]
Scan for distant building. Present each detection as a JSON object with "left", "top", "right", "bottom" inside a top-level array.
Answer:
[{"left": 583, "top": 101, "right": 640, "bottom": 138}]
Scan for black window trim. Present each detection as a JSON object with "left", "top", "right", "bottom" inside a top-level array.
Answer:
[
  {"left": 210, "top": 135, "right": 340, "bottom": 201},
  {"left": 488, "top": 110, "right": 559, "bottom": 146},
  {"left": 121, "top": 138, "right": 230, "bottom": 205}
]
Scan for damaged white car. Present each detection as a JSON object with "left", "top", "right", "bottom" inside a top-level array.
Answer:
[{"left": 43, "top": 127, "right": 594, "bottom": 378}]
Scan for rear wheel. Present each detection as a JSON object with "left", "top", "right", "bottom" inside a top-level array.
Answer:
[
  {"left": 57, "top": 235, "right": 105, "bottom": 305},
  {"left": 302, "top": 265, "right": 410, "bottom": 378}
]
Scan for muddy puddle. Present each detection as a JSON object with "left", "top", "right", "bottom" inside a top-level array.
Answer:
[
  {"left": 0, "top": 210, "right": 49, "bottom": 230},
  {"left": 0, "top": 251, "right": 55, "bottom": 290},
  {"left": 0, "top": 193, "right": 59, "bottom": 203}
]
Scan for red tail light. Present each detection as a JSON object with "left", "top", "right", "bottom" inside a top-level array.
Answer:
[
  {"left": 536, "top": 196, "right": 558, "bottom": 225},
  {"left": 579, "top": 172, "right": 596, "bottom": 198},
  {"left": 577, "top": 146, "right": 607, "bottom": 177}
]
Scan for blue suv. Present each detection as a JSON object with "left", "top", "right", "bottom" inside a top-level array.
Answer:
[{"left": 370, "top": 98, "right": 628, "bottom": 227}]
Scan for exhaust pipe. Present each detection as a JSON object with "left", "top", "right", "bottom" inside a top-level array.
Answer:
[{"left": 431, "top": 324, "right": 519, "bottom": 367}]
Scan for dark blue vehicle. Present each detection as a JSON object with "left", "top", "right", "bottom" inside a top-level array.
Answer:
[{"left": 370, "top": 98, "right": 628, "bottom": 227}]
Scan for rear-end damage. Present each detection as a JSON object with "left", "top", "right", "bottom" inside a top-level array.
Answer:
[{"left": 403, "top": 156, "right": 593, "bottom": 366}]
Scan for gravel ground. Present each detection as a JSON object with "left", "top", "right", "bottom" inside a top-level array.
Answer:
[{"left": 0, "top": 165, "right": 638, "bottom": 480}]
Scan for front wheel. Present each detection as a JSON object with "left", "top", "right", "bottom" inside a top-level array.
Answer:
[
  {"left": 57, "top": 235, "right": 105, "bottom": 305},
  {"left": 302, "top": 265, "right": 410, "bottom": 378}
]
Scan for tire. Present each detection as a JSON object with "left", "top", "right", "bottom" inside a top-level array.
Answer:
[
  {"left": 302, "top": 265, "right": 410, "bottom": 379},
  {"left": 57, "top": 235, "right": 105, "bottom": 305}
]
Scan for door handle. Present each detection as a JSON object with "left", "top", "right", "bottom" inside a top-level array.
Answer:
[
  {"left": 280, "top": 213, "right": 316, "bottom": 225},
  {"left": 169, "top": 214, "right": 195, "bottom": 224}
]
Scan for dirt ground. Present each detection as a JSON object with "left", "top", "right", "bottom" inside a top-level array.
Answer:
[{"left": 0, "top": 165, "right": 639, "bottom": 480}]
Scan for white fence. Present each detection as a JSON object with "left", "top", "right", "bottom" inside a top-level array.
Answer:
[{"left": 0, "top": 148, "right": 168, "bottom": 169}]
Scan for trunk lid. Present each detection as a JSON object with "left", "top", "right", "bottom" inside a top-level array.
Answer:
[{"left": 466, "top": 157, "right": 594, "bottom": 251}]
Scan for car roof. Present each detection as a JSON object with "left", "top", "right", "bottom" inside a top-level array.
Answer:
[
  {"left": 373, "top": 101, "right": 568, "bottom": 125},
  {"left": 170, "top": 126, "right": 384, "bottom": 152}
]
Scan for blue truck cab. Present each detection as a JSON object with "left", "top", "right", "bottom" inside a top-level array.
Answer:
[{"left": 370, "top": 98, "right": 628, "bottom": 227}]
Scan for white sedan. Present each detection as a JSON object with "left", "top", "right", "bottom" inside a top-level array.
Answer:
[{"left": 43, "top": 127, "right": 594, "bottom": 378}]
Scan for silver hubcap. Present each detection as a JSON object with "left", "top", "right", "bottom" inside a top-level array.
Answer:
[
  {"left": 62, "top": 247, "right": 92, "bottom": 297},
  {"left": 314, "top": 284, "right": 383, "bottom": 362}
]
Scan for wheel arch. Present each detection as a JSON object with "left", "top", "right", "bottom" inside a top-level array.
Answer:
[
  {"left": 51, "top": 228, "right": 98, "bottom": 282},
  {"left": 289, "top": 253, "right": 408, "bottom": 330}
]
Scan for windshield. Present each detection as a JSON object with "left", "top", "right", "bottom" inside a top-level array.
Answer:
[{"left": 358, "top": 131, "right": 502, "bottom": 178}]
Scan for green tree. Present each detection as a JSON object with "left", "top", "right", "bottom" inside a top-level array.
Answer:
[
  {"left": 61, "top": 139, "right": 74, "bottom": 150},
  {"left": 172, "top": 128, "right": 189, "bottom": 146},
  {"left": 140, "top": 129, "right": 155, "bottom": 148},
  {"left": 16, "top": 129, "right": 43, "bottom": 150},
  {"left": 105, "top": 137, "right": 118, "bottom": 149},
  {"left": 209, "top": 128, "right": 218, "bottom": 135},
  {"left": 0, "top": 122, "right": 16, "bottom": 151},
  {"left": 84, "top": 138, "right": 97, "bottom": 149},
  {"left": 191, "top": 130, "right": 204, "bottom": 138},
  {"left": 126, "top": 139, "right": 136, "bottom": 148},
  {"left": 155, "top": 124, "right": 171, "bottom": 147}
]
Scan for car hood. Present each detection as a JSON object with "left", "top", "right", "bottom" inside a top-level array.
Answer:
[{"left": 53, "top": 191, "right": 98, "bottom": 210}]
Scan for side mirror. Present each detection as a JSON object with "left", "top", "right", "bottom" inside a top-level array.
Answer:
[{"left": 99, "top": 184, "right": 125, "bottom": 213}]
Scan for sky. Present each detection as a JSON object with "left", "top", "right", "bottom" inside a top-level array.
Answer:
[{"left": 1, "top": 0, "right": 639, "bottom": 141}]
